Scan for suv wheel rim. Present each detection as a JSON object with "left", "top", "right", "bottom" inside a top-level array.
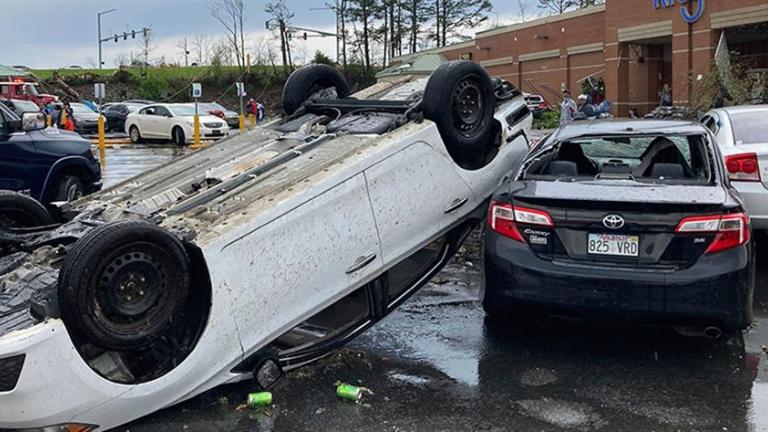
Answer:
[
  {"left": 66, "top": 184, "right": 82, "bottom": 201},
  {"left": 452, "top": 78, "right": 483, "bottom": 136}
]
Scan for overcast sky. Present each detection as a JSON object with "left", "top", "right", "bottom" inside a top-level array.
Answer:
[{"left": 3, "top": 0, "right": 538, "bottom": 69}]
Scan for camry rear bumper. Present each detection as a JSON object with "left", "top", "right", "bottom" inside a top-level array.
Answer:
[{"left": 482, "top": 230, "right": 754, "bottom": 330}]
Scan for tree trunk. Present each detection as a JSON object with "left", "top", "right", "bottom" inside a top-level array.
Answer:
[
  {"left": 363, "top": 3, "right": 370, "bottom": 71},
  {"left": 440, "top": 0, "right": 446, "bottom": 47},
  {"left": 238, "top": 3, "right": 246, "bottom": 70},
  {"left": 279, "top": 20, "right": 288, "bottom": 72},
  {"left": 341, "top": 0, "right": 348, "bottom": 71},
  {"left": 435, "top": 0, "right": 440, "bottom": 47},
  {"left": 397, "top": 1, "right": 403, "bottom": 56},
  {"left": 383, "top": 8, "right": 388, "bottom": 67}
]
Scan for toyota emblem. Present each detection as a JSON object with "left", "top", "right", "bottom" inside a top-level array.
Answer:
[{"left": 603, "top": 214, "right": 625, "bottom": 229}]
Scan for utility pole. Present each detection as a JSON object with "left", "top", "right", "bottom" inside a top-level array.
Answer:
[
  {"left": 183, "top": 37, "right": 190, "bottom": 66},
  {"left": 97, "top": 8, "right": 117, "bottom": 69}
]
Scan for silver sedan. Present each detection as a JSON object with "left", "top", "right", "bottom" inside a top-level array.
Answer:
[{"left": 702, "top": 106, "right": 768, "bottom": 231}]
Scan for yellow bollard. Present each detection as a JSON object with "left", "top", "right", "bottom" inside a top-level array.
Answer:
[
  {"left": 193, "top": 114, "right": 201, "bottom": 148},
  {"left": 46, "top": 114, "right": 51, "bottom": 128},
  {"left": 239, "top": 114, "right": 246, "bottom": 131},
  {"left": 97, "top": 115, "right": 106, "bottom": 153},
  {"left": 249, "top": 113, "right": 256, "bottom": 128}
]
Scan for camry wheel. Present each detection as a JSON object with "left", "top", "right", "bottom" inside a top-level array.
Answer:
[
  {"left": 129, "top": 125, "right": 142, "bottom": 144},
  {"left": 58, "top": 221, "right": 190, "bottom": 351}
]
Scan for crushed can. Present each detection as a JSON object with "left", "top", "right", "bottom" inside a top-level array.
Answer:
[
  {"left": 336, "top": 383, "right": 363, "bottom": 403},
  {"left": 247, "top": 391, "right": 273, "bottom": 408}
]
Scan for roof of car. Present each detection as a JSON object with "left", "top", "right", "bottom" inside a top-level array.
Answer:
[
  {"left": 552, "top": 119, "right": 708, "bottom": 142},
  {"left": 710, "top": 104, "right": 768, "bottom": 114}
]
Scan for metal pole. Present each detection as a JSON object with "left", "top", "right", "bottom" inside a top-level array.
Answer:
[
  {"left": 98, "top": 13, "right": 102, "bottom": 69},
  {"left": 97, "top": 9, "right": 116, "bottom": 70}
]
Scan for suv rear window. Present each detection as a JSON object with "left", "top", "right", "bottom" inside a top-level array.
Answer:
[
  {"left": 729, "top": 112, "right": 767, "bottom": 145},
  {"left": 523, "top": 134, "right": 712, "bottom": 185}
]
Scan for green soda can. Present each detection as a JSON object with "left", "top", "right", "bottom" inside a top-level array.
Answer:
[
  {"left": 336, "top": 383, "right": 363, "bottom": 402},
  {"left": 247, "top": 391, "right": 273, "bottom": 408}
]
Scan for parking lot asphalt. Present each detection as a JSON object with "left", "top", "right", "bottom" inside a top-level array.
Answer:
[{"left": 100, "top": 144, "right": 768, "bottom": 432}]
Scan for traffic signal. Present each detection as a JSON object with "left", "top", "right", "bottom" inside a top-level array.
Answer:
[
  {"left": 123, "top": 32, "right": 128, "bottom": 40},
  {"left": 303, "top": 32, "right": 307, "bottom": 40},
  {"left": 143, "top": 28, "right": 148, "bottom": 37},
  {"left": 114, "top": 35, "right": 118, "bottom": 42},
  {"left": 132, "top": 30, "right": 136, "bottom": 38}
]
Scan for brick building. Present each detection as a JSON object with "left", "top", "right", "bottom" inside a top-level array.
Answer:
[{"left": 392, "top": 0, "right": 768, "bottom": 115}]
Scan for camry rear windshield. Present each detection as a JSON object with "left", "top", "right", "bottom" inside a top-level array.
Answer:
[
  {"left": 522, "top": 134, "right": 713, "bottom": 185},
  {"left": 729, "top": 112, "right": 768, "bottom": 145}
]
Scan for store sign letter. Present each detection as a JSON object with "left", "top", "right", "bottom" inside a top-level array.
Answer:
[{"left": 654, "top": 0, "right": 705, "bottom": 24}]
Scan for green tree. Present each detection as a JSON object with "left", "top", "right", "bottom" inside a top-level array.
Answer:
[
  {"left": 538, "top": 0, "right": 578, "bottom": 15},
  {"left": 433, "top": 0, "right": 492, "bottom": 47},
  {"left": 312, "top": 50, "right": 335, "bottom": 65},
  {"left": 349, "top": 0, "right": 377, "bottom": 72},
  {"left": 138, "top": 74, "right": 168, "bottom": 100},
  {"left": 403, "top": 0, "right": 430, "bottom": 53}
]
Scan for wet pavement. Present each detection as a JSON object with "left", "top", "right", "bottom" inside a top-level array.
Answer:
[
  {"left": 98, "top": 144, "right": 768, "bottom": 432},
  {"left": 98, "top": 145, "right": 191, "bottom": 188},
  {"left": 119, "top": 239, "right": 768, "bottom": 432}
]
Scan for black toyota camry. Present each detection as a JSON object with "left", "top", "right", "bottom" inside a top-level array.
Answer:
[{"left": 482, "top": 120, "right": 754, "bottom": 334}]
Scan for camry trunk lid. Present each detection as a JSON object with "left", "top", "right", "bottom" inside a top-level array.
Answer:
[{"left": 505, "top": 180, "right": 730, "bottom": 269}]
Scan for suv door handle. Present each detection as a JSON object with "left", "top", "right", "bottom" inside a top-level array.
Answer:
[
  {"left": 444, "top": 197, "right": 469, "bottom": 214},
  {"left": 346, "top": 253, "right": 377, "bottom": 274}
]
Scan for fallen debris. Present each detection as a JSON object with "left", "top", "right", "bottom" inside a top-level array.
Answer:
[
  {"left": 335, "top": 382, "right": 374, "bottom": 403},
  {"left": 247, "top": 391, "right": 273, "bottom": 408}
]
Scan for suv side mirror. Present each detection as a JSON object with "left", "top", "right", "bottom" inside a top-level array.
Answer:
[{"left": 21, "top": 112, "right": 46, "bottom": 131}]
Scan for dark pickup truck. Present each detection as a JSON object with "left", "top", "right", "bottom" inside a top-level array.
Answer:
[{"left": 0, "top": 102, "right": 102, "bottom": 204}]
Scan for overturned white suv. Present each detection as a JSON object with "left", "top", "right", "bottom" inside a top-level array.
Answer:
[{"left": 0, "top": 60, "right": 532, "bottom": 431}]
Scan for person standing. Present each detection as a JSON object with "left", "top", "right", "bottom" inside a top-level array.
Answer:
[
  {"left": 256, "top": 101, "right": 266, "bottom": 123},
  {"left": 560, "top": 90, "right": 578, "bottom": 126},
  {"left": 659, "top": 84, "right": 673, "bottom": 107},
  {"left": 577, "top": 94, "right": 596, "bottom": 118}
]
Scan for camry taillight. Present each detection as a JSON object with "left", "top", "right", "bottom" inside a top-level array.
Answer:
[
  {"left": 725, "top": 153, "right": 761, "bottom": 182},
  {"left": 488, "top": 201, "right": 554, "bottom": 242},
  {"left": 675, "top": 213, "right": 750, "bottom": 254}
]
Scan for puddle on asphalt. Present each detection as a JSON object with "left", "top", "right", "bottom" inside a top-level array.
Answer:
[{"left": 515, "top": 398, "right": 606, "bottom": 430}]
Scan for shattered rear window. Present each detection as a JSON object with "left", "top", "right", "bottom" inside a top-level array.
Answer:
[{"left": 523, "top": 134, "right": 713, "bottom": 185}]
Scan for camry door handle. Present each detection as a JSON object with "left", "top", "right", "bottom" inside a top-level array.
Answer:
[
  {"left": 444, "top": 197, "right": 469, "bottom": 214},
  {"left": 346, "top": 253, "right": 377, "bottom": 274}
]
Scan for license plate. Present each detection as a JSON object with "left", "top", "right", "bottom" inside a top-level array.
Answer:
[
  {"left": 210, "top": 129, "right": 222, "bottom": 136},
  {"left": 587, "top": 233, "right": 639, "bottom": 257}
]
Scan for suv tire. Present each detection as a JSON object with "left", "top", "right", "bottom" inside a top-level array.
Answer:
[
  {"left": 52, "top": 175, "right": 84, "bottom": 202},
  {"left": 0, "top": 190, "right": 53, "bottom": 228},
  {"left": 282, "top": 64, "right": 350, "bottom": 115},
  {"left": 58, "top": 221, "right": 191, "bottom": 351},
  {"left": 423, "top": 61, "right": 497, "bottom": 170}
]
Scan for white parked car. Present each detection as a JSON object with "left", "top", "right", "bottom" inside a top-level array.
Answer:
[
  {"left": 125, "top": 103, "right": 230, "bottom": 145},
  {"left": 701, "top": 106, "right": 768, "bottom": 231},
  {"left": 0, "top": 61, "right": 532, "bottom": 431},
  {"left": 523, "top": 92, "right": 545, "bottom": 110}
]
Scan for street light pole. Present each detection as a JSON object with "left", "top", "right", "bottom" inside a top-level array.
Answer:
[{"left": 97, "top": 8, "right": 117, "bottom": 69}]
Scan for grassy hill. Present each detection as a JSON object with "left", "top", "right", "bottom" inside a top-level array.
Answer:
[{"left": 31, "top": 64, "right": 375, "bottom": 112}]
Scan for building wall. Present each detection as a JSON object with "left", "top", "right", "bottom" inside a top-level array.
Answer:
[{"left": 395, "top": 0, "right": 768, "bottom": 116}]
